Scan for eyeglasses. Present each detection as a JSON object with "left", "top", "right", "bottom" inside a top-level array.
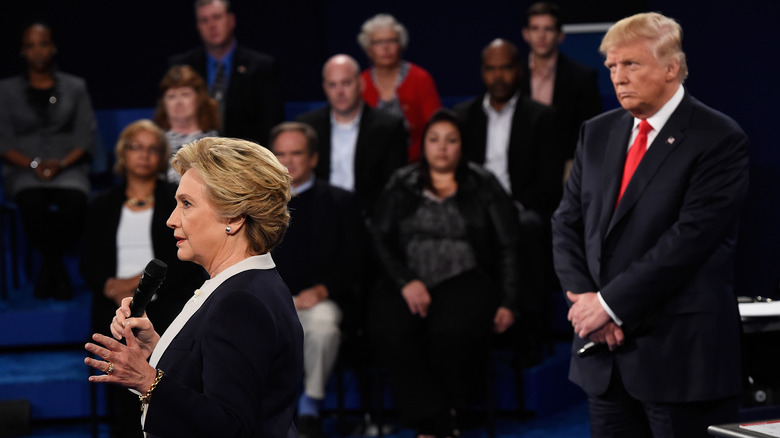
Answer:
[
  {"left": 370, "top": 38, "right": 400, "bottom": 47},
  {"left": 127, "top": 143, "right": 163, "bottom": 155}
]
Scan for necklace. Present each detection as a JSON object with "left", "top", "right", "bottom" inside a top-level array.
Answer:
[{"left": 125, "top": 195, "right": 154, "bottom": 208}]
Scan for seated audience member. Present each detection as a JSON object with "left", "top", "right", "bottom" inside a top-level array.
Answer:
[
  {"left": 269, "top": 122, "right": 362, "bottom": 438},
  {"left": 357, "top": 13, "right": 441, "bottom": 163},
  {"left": 80, "top": 120, "right": 206, "bottom": 438},
  {"left": 0, "top": 21, "right": 96, "bottom": 300},
  {"left": 152, "top": 65, "right": 219, "bottom": 182},
  {"left": 454, "top": 38, "right": 562, "bottom": 224},
  {"left": 368, "top": 109, "right": 523, "bottom": 438},
  {"left": 170, "top": 0, "right": 284, "bottom": 144},
  {"left": 521, "top": 1, "right": 602, "bottom": 182},
  {"left": 296, "top": 54, "right": 407, "bottom": 217}
]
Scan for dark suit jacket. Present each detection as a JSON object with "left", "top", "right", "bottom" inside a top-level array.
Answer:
[
  {"left": 453, "top": 94, "right": 563, "bottom": 220},
  {"left": 552, "top": 91, "right": 749, "bottom": 403},
  {"left": 522, "top": 53, "right": 602, "bottom": 159},
  {"left": 296, "top": 105, "right": 408, "bottom": 216},
  {"left": 170, "top": 45, "right": 284, "bottom": 145},
  {"left": 144, "top": 268, "right": 304, "bottom": 438},
  {"left": 80, "top": 179, "right": 207, "bottom": 334},
  {"left": 272, "top": 179, "right": 362, "bottom": 311}
]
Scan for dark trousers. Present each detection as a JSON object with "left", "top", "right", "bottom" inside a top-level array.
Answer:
[
  {"left": 367, "top": 269, "right": 498, "bottom": 429},
  {"left": 15, "top": 188, "right": 86, "bottom": 298},
  {"left": 588, "top": 365, "right": 739, "bottom": 438}
]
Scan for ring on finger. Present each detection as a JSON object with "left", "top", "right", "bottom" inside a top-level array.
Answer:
[{"left": 106, "top": 361, "right": 114, "bottom": 375}]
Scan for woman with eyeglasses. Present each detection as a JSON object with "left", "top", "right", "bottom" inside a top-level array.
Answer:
[
  {"left": 357, "top": 13, "right": 442, "bottom": 163},
  {"left": 80, "top": 119, "right": 206, "bottom": 438}
]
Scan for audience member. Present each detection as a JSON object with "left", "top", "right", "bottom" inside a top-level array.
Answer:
[
  {"left": 170, "top": 0, "right": 284, "bottom": 145},
  {"left": 269, "top": 122, "right": 362, "bottom": 438},
  {"left": 152, "top": 65, "right": 219, "bottom": 182},
  {"left": 80, "top": 120, "right": 206, "bottom": 438},
  {"left": 368, "top": 109, "right": 523, "bottom": 438},
  {"left": 454, "top": 38, "right": 562, "bottom": 223},
  {"left": 296, "top": 54, "right": 407, "bottom": 217},
  {"left": 357, "top": 13, "right": 441, "bottom": 163},
  {"left": 521, "top": 1, "right": 602, "bottom": 182},
  {"left": 553, "top": 13, "right": 748, "bottom": 437},
  {"left": 0, "top": 21, "right": 96, "bottom": 300}
]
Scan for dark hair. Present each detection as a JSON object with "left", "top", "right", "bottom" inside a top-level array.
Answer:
[
  {"left": 526, "top": 2, "right": 563, "bottom": 32},
  {"left": 419, "top": 109, "right": 469, "bottom": 195},
  {"left": 269, "top": 121, "right": 319, "bottom": 156},
  {"left": 20, "top": 20, "right": 55, "bottom": 47}
]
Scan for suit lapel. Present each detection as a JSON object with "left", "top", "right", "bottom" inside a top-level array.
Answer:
[
  {"left": 606, "top": 96, "right": 692, "bottom": 236},
  {"left": 599, "top": 114, "right": 633, "bottom": 239}
]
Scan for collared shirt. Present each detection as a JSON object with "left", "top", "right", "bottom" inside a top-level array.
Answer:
[
  {"left": 329, "top": 106, "right": 362, "bottom": 192},
  {"left": 141, "top": 253, "right": 277, "bottom": 427},
  {"left": 482, "top": 92, "right": 519, "bottom": 194},
  {"left": 528, "top": 52, "right": 557, "bottom": 106},
  {"left": 291, "top": 174, "right": 315, "bottom": 196},
  {"left": 599, "top": 83, "right": 685, "bottom": 326},
  {"left": 626, "top": 83, "right": 685, "bottom": 153},
  {"left": 206, "top": 40, "right": 237, "bottom": 89}
]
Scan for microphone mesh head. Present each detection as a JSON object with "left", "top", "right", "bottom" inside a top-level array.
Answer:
[{"left": 145, "top": 259, "right": 168, "bottom": 280}]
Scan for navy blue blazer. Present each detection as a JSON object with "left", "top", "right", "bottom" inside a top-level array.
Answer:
[
  {"left": 453, "top": 94, "right": 563, "bottom": 220},
  {"left": 552, "top": 91, "right": 749, "bottom": 403},
  {"left": 170, "top": 46, "right": 284, "bottom": 145},
  {"left": 144, "top": 268, "right": 304, "bottom": 438},
  {"left": 296, "top": 105, "right": 408, "bottom": 216}
]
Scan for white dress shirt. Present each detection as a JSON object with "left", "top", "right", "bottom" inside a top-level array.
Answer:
[
  {"left": 329, "top": 108, "right": 362, "bottom": 192},
  {"left": 482, "top": 92, "right": 519, "bottom": 195}
]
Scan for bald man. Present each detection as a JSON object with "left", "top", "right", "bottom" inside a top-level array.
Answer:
[{"left": 297, "top": 54, "right": 408, "bottom": 216}]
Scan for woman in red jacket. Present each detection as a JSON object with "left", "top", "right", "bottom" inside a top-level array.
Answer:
[{"left": 357, "top": 13, "right": 441, "bottom": 163}]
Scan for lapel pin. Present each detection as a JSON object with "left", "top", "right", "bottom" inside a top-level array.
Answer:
[
  {"left": 237, "top": 65, "right": 247, "bottom": 74},
  {"left": 667, "top": 136, "right": 675, "bottom": 144}
]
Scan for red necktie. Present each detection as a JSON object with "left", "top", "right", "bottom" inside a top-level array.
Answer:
[{"left": 616, "top": 120, "right": 653, "bottom": 207}]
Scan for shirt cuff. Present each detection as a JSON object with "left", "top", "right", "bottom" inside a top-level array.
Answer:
[{"left": 597, "top": 292, "right": 623, "bottom": 326}]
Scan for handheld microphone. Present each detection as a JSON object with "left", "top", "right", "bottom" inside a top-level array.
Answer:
[
  {"left": 129, "top": 259, "right": 168, "bottom": 318},
  {"left": 577, "top": 341, "right": 609, "bottom": 358}
]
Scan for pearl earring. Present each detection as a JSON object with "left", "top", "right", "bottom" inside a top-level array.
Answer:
[{"left": 225, "top": 226, "right": 231, "bottom": 234}]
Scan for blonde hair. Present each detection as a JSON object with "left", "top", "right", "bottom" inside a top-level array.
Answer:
[
  {"left": 114, "top": 119, "right": 170, "bottom": 177},
  {"left": 600, "top": 12, "right": 688, "bottom": 82},
  {"left": 172, "top": 137, "right": 292, "bottom": 255},
  {"left": 357, "top": 13, "right": 409, "bottom": 51}
]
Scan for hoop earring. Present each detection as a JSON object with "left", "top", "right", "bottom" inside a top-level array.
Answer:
[{"left": 225, "top": 226, "right": 231, "bottom": 234}]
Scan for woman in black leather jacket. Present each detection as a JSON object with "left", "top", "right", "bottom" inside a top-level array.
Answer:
[{"left": 368, "top": 109, "right": 523, "bottom": 438}]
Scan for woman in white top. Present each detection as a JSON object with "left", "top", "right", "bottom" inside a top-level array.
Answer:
[
  {"left": 84, "top": 137, "right": 303, "bottom": 438},
  {"left": 152, "top": 65, "right": 219, "bottom": 182}
]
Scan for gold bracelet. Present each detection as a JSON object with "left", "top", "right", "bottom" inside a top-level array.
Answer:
[{"left": 139, "top": 369, "right": 164, "bottom": 411}]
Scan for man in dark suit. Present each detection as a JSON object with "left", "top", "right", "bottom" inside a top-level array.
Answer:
[
  {"left": 521, "top": 2, "right": 602, "bottom": 182},
  {"left": 269, "top": 121, "right": 362, "bottom": 438},
  {"left": 296, "top": 54, "right": 408, "bottom": 217},
  {"left": 553, "top": 12, "right": 749, "bottom": 437},
  {"left": 454, "top": 39, "right": 562, "bottom": 223},
  {"left": 169, "top": 0, "right": 283, "bottom": 145}
]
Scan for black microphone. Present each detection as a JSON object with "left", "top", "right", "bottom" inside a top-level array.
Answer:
[
  {"left": 577, "top": 341, "right": 610, "bottom": 358},
  {"left": 129, "top": 259, "right": 168, "bottom": 318}
]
